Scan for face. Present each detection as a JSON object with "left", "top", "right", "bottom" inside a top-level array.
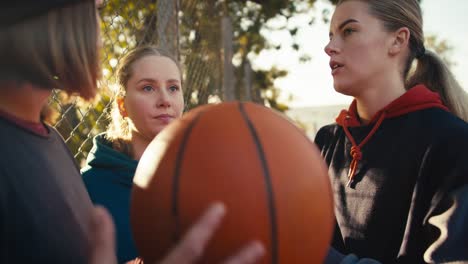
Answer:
[
  {"left": 122, "top": 56, "right": 184, "bottom": 141},
  {"left": 324, "top": 0, "right": 395, "bottom": 96}
]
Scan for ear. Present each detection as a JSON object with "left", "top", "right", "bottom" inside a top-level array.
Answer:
[
  {"left": 388, "top": 27, "right": 410, "bottom": 56},
  {"left": 117, "top": 97, "right": 128, "bottom": 117}
]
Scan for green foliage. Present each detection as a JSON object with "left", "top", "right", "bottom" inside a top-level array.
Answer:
[
  {"left": 327, "top": 0, "right": 421, "bottom": 4},
  {"left": 225, "top": 0, "right": 318, "bottom": 110},
  {"left": 52, "top": 0, "right": 440, "bottom": 163},
  {"left": 425, "top": 35, "right": 454, "bottom": 66},
  {"left": 50, "top": 0, "right": 323, "bottom": 162},
  {"left": 178, "top": 0, "right": 319, "bottom": 110}
]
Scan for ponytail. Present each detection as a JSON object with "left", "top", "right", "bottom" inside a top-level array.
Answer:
[{"left": 407, "top": 50, "right": 468, "bottom": 122}]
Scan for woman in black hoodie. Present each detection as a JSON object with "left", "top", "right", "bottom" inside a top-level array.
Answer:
[{"left": 317, "top": 0, "right": 468, "bottom": 263}]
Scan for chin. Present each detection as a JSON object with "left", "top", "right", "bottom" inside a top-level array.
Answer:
[
  {"left": 151, "top": 126, "right": 167, "bottom": 137},
  {"left": 333, "top": 82, "right": 354, "bottom": 97}
]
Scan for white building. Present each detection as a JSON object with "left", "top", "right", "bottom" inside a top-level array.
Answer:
[{"left": 286, "top": 105, "right": 347, "bottom": 139}]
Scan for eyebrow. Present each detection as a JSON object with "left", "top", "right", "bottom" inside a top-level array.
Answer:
[
  {"left": 329, "top": 18, "right": 359, "bottom": 37},
  {"left": 137, "top": 78, "right": 180, "bottom": 84},
  {"left": 339, "top": 18, "right": 359, "bottom": 30}
]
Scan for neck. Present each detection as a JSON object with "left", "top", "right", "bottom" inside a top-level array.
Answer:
[
  {"left": 0, "top": 82, "right": 51, "bottom": 123},
  {"left": 354, "top": 77, "right": 406, "bottom": 124},
  {"left": 129, "top": 131, "right": 153, "bottom": 160}
]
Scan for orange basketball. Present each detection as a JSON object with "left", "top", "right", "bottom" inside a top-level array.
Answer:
[{"left": 131, "top": 101, "right": 334, "bottom": 264}]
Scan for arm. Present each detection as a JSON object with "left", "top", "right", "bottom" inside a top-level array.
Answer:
[
  {"left": 323, "top": 248, "right": 381, "bottom": 264},
  {"left": 424, "top": 184, "right": 468, "bottom": 263}
]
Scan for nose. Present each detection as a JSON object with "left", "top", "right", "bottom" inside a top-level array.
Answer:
[
  {"left": 156, "top": 89, "right": 171, "bottom": 108},
  {"left": 324, "top": 38, "right": 339, "bottom": 57}
]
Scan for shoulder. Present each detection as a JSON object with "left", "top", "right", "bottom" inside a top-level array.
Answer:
[
  {"left": 46, "top": 125, "right": 70, "bottom": 147},
  {"left": 91, "top": 132, "right": 113, "bottom": 148},
  {"left": 415, "top": 108, "right": 468, "bottom": 159},
  {"left": 81, "top": 165, "right": 98, "bottom": 181},
  {"left": 81, "top": 134, "right": 110, "bottom": 178},
  {"left": 417, "top": 110, "right": 468, "bottom": 207},
  {"left": 417, "top": 108, "right": 468, "bottom": 138},
  {"left": 82, "top": 133, "right": 117, "bottom": 168},
  {"left": 314, "top": 123, "right": 341, "bottom": 150},
  {"left": 421, "top": 110, "right": 468, "bottom": 161},
  {"left": 398, "top": 109, "right": 468, "bottom": 153},
  {"left": 81, "top": 133, "right": 137, "bottom": 184}
]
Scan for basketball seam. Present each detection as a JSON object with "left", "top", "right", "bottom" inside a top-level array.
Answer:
[
  {"left": 238, "top": 102, "right": 278, "bottom": 264},
  {"left": 172, "top": 112, "right": 204, "bottom": 243}
]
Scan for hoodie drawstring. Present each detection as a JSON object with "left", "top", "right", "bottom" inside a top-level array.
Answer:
[{"left": 342, "top": 111, "right": 387, "bottom": 187}]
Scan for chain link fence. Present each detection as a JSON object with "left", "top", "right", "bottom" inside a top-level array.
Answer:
[
  {"left": 47, "top": 0, "right": 259, "bottom": 166},
  {"left": 36, "top": 0, "right": 454, "bottom": 166}
]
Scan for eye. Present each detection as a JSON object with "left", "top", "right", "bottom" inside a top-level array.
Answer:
[
  {"left": 142, "top": 85, "right": 154, "bottom": 92},
  {"left": 169, "top": 85, "right": 180, "bottom": 92},
  {"left": 343, "top": 28, "right": 355, "bottom": 37}
]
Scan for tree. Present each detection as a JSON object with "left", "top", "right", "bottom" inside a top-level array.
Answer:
[
  {"left": 52, "top": 0, "right": 451, "bottom": 163},
  {"left": 49, "top": 0, "right": 323, "bottom": 162},
  {"left": 178, "top": 0, "right": 319, "bottom": 110}
]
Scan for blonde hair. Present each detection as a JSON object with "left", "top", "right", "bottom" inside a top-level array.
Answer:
[
  {"left": 106, "top": 46, "right": 183, "bottom": 149},
  {"left": 338, "top": 0, "right": 468, "bottom": 121},
  {"left": 0, "top": 1, "right": 100, "bottom": 100}
]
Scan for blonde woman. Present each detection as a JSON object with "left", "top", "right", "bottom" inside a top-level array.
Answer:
[
  {"left": 317, "top": 0, "right": 468, "bottom": 263},
  {"left": 82, "top": 46, "right": 185, "bottom": 263}
]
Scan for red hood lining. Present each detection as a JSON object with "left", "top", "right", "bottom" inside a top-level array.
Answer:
[{"left": 336, "top": 84, "right": 449, "bottom": 127}]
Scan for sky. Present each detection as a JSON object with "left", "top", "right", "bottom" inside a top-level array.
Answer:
[{"left": 253, "top": 0, "right": 468, "bottom": 108}]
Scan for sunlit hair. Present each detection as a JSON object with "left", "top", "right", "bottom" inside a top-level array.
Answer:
[
  {"left": 0, "top": 1, "right": 100, "bottom": 100},
  {"left": 337, "top": 0, "right": 468, "bottom": 121},
  {"left": 106, "top": 46, "right": 183, "bottom": 150}
]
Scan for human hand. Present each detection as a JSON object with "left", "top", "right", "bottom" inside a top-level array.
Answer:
[
  {"left": 89, "top": 206, "right": 118, "bottom": 264},
  {"left": 159, "top": 203, "right": 265, "bottom": 264},
  {"left": 89, "top": 203, "right": 265, "bottom": 264}
]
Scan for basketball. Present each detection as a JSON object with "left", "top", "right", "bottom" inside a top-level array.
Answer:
[{"left": 131, "top": 101, "right": 334, "bottom": 263}]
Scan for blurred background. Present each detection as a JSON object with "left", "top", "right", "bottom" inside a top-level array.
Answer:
[{"left": 46, "top": 0, "right": 468, "bottom": 165}]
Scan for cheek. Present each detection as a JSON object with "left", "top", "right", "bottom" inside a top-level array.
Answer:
[
  {"left": 359, "top": 38, "right": 386, "bottom": 61},
  {"left": 172, "top": 94, "right": 185, "bottom": 116},
  {"left": 347, "top": 44, "right": 381, "bottom": 74},
  {"left": 348, "top": 42, "right": 371, "bottom": 61},
  {"left": 125, "top": 96, "right": 150, "bottom": 117}
]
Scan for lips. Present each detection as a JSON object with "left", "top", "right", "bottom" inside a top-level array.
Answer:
[
  {"left": 154, "top": 114, "right": 174, "bottom": 123},
  {"left": 330, "top": 60, "right": 344, "bottom": 75}
]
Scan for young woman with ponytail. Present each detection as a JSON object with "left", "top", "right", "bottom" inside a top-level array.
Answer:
[{"left": 316, "top": 0, "right": 468, "bottom": 263}]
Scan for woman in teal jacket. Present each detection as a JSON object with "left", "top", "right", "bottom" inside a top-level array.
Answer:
[
  {"left": 82, "top": 133, "right": 139, "bottom": 262},
  {"left": 82, "top": 45, "right": 185, "bottom": 263}
]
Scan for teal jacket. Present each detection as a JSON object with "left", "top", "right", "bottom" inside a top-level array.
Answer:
[{"left": 81, "top": 133, "right": 139, "bottom": 263}]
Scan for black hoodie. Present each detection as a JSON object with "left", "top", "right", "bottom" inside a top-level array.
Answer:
[{"left": 315, "top": 85, "right": 468, "bottom": 263}]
